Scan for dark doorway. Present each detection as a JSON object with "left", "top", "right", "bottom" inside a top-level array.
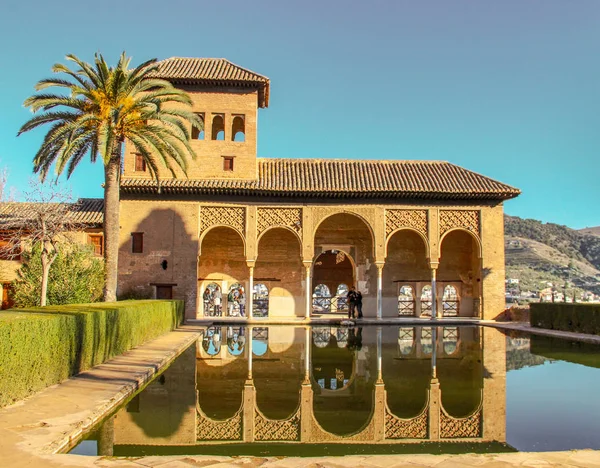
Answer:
[{"left": 156, "top": 285, "right": 173, "bottom": 299}]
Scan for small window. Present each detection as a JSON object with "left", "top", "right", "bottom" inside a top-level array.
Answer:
[
  {"left": 223, "top": 156, "right": 234, "bottom": 172},
  {"left": 131, "top": 232, "right": 144, "bottom": 253},
  {"left": 88, "top": 234, "right": 104, "bottom": 256},
  {"left": 211, "top": 114, "right": 225, "bottom": 140},
  {"left": 191, "top": 113, "right": 205, "bottom": 140},
  {"left": 134, "top": 154, "right": 146, "bottom": 172},
  {"left": 156, "top": 285, "right": 173, "bottom": 299},
  {"left": 232, "top": 115, "right": 245, "bottom": 142}
]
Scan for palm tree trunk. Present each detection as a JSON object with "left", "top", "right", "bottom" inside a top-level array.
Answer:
[{"left": 103, "top": 155, "right": 121, "bottom": 302}]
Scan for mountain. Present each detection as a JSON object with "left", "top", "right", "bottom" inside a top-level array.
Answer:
[
  {"left": 504, "top": 215, "right": 600, "bottom": 297},
  {"left": 579, "top": 226, "right": 600, "bottom": 237}
]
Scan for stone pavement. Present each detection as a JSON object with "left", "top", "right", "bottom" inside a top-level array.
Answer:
[{"left": 489, "top": 321, "right": 600, "bottom": 345}]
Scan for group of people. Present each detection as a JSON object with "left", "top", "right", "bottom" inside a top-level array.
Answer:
[
  {"left": 346, "top": 286, "right": 363, "bottom": 319},
  {"left": 203, "top": 286, "right": 247, "bottom": 317}
]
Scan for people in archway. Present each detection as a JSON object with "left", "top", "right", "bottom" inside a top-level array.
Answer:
[
  {"left": 347, "top": 286, "right": 357, "bottom": 319},
  {"left": 347, "top": 327, "right": 363, "bottom": 351},
  {"left": 213, "top": 286, "right": 222, "bottom": 316},
  {"left": 203, "top": 288, "right": 211, "bottom": 316},
  {"left": 227, "top": 288, "right": 237, "bottom": 316},
  {"left": 238, "top": 288, "right": 246, "bottom": 317},
  {"left": 355, "top": 290, "right": 363, "bottom": 319}
]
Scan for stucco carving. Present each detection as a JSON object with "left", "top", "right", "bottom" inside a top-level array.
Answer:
[
  {"left": 312, "top": 207, "right": 377, "bottom": 237},
  {"left": 439, "top": 210, "right": 480, "bottom": 236},
  {"left": 197, "top": 406, "right": 243, "bottom": 441},
  {"left": 254, "top": 408, "right": 301, "bottom": 441},
  {"left": 384, "top": 408, "right": 428, "bottom": 439},
  {"left": 257, "top": 207, "right": 302, "bottom": 238},
  {"left": 385, "top": 209, "right": 428, "bottom": 238},
  {"left": 200, "top": 206, "right": 246, "bottom": 236},
  {"left": 440, "top": 408, "right": 482, "bottom": 438}
]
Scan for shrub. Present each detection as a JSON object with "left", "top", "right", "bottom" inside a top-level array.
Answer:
[
  {"left": 11, "top": 244, "right": 104, "bottom": 307},
  {"left": 0, "top": 300, "right": 183, "bottom": 408},
  {"left": 530, "top": 303, "right": 600, "bottom": 335}
]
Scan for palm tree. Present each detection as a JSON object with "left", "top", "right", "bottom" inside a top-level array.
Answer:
[{"left": 18, "top": 53, "right": 202, "bottom": 302}]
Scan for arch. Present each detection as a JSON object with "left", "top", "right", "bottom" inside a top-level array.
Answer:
[
  {"left": 253, "top": 283, "right": 269, "bottom": 318},
  {"left": 398, "top": 285, "right": 415, "bottom": 317},
  {"left": 257, "top": 224, "right": 302, "bottom": 248},
  {"left": 202, "top": 282, "right": 222, "bottom": 317},
  {"left": 231, "top": 115, "right": 245, "bottom": 142},
  {"left": 226, "top": 282, "right": 245, "bottom": 317},
  {"left": 398, "top": 327, "right": 415, "bottom": 355},
  {"left": 252, "top": 327, "right": 268, "bottom": 356},
  {"left": 440, "top": 228, "right": 482, "bottom": 259},
  {"left": 201, "top": 326, "right": 222, "bottom": 356},
  {"left": 312, "top": 211, "right": 375, "bottom": 254},
  {"left": 199, "top": 225, "right": 246, "bottom": 257},
  {"left": 211, "top": 114, "right": 225, "bottom": 140},
  {"left": 226, "top": 326, "right": 246, "bottom": 356},
  {"left": 443, "top": 327, "right": 459, "bottom": 355},
  {"left": 191, "top": 113, "right": 205, "bottom": 140},
  {"left": 385, "top": 227, "right": 430, "bottom": 258},
  {"left": 420, "top": 327, "right": 433, "bottom": 355}
]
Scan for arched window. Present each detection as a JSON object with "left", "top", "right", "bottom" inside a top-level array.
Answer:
[
  {"left": 202, "top": 326, "right": 222, "bottom": 356},
  {"left": 232, "top": 115, "right": 245, "bottom": 142},
  {"left": 252, "top": 283, "right": 269, "bottom": 318},
  {"left": 398, "top": 285, "right": 415, "bottom": 316},
  {"left": 191, "top": 113, "right": 205, "bottom": 140},
  {"left": 313, "top": 327, "right": 331, "bottom": 348},
  {"left": 226, "top": 283, "right": 245, "bottom": 317},
  {"left": 252, "top": 327, "right": 268, "bottom": 356},
  {"left": 226, "top": 326, "right": 246, "bottom": 356},
  {"left": 420, "top": 285, "right": 432, "bottom": 317},
  {"left": 398, "top": 327, "right": 415, "bottom": 355},
  {"left": 202, "top": 282, "right": 222, "bottom": 317},
  {"left": 420, "top": 327, "right": 433, "bottom": 356},
  {"left": 336, "top": 327, "right": 349, "bottom": 348},
  {"left": 312, "top": 284, "right": 332, "bottom": 313},
  {"left": 211, "top": 114, "right": 225, "bottom": 140},
  {"left": 442, "top": 285, "right": 459, "bottom": 317},
  {"left": 443, "top": 327, "right": 459, "bottom": 355},
  {"left": 335, "top": 283, "right": 349, "bottom": 313}
]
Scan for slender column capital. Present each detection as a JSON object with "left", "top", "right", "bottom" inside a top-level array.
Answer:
[
  {"left": 303, "top": 260, "right": 313, "bottom": 270},
  {"left": 375, "top": 261, "right": 385, "bottom": 272},
  {"left": 246, "top": 260, "right": 256, "bottom": 269},
  {"left": 429, "top": 261, "right": 439, "bottom": 271}
]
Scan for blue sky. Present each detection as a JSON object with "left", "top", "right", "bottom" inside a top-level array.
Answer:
[{"left": 1, "top": 1, "right": 599, "bottom": 228}]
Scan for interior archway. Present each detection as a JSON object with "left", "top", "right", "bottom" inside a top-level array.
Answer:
[{"left": 312, "top": 250, "right": 354, "bottom": 315}]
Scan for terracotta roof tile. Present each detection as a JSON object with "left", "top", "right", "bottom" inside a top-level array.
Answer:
[
  {"left": 0, "top": 198, "right": 104, "bottom": 227},
  {"left": 151, "top": 58, "right": 270, "bottom": 107},
  {"left": 121, "top": 159, "right": 520, "bottom": 201}
]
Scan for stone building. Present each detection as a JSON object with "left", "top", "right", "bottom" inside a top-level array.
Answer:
[{"left": 116, "top": 57, "right": 520, "bottom": 320}]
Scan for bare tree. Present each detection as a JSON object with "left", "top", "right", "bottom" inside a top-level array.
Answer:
[{"left": 0, "top": 181, "right": 83, "bottom": 306}]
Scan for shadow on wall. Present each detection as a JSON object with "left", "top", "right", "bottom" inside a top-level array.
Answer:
[{"left": 117, "top": 207, "right": 199, "bottom": 316}]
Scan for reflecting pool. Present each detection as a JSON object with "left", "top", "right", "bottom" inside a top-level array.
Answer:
[{"left": 69, "top": 326, "right": 600, "bottom": 456}]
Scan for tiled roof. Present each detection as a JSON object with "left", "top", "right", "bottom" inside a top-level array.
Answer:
[
  {"left": 151, "top": 58, "right": 270, "bottom": 108},
  {"left": 0, "top": 198, "right": 104, "bottom": 227},
  {"left": 121, "top": 159, "right": 520, "bottom": 201}
]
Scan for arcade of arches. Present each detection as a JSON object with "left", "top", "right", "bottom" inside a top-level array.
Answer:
[{"left": 193, "top": 205, "right": 504, "bottom": 320}]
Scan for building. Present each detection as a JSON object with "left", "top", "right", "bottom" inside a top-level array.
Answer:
[
  {"left": 0, "top": 199, "right": 104, "bottom": 308},
  {"left": 116, "top": 57, "right": 520, "bottom": 321}
]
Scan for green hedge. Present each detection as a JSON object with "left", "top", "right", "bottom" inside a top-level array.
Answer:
[
  {"left": 530, "top": 302, "right": 600, "bottom": 335},
  {"left": 0, "top": 300, "right": 183, "bottom": 408},
  {"left": 530, "top": 335, "right": 600, "bottom": 369}
]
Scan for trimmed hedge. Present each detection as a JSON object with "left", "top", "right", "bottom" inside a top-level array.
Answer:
[
  {"left": 530, "top": 335, "right": 600, "bottom": 369},
  {"left": 0, "top": 300, "right": 183, "bottom": 408},
  {"left": 530, "top": 302, "right": 600, "bottom": 335}
]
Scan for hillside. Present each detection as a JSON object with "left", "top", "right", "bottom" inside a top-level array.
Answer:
[{"left": 504, "top": 215, "right": 600, "bottom": 297}]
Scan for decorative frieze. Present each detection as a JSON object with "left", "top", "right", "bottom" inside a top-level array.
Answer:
[
  {"left": 257, "top": 207, "right": 302, "bottom": 237},
  {"left": 197, "top": 407, "right": 243, "bottom": 441},
  {"left": 384, "top": 408, "right": 428, "bottom": 439},
  {"left": 439, "top": 210, "right": 480, "bottom": 237},
  {"left": 254, "top": 408, "right": 301, "bottom": 441},
  {"left": 199, "top": 206, "right": 246, "bottom": 236},
  {"left": 385, "top": 209, "right": 428, "bottom": 238},
  {"left": 440, "top": 408, "right": 482, "bottom": 438}
]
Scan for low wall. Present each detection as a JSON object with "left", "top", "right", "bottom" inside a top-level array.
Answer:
[
  {"left": 0, "top": 300, "right": 184, "bottom": 408},
  {"left": 530, "top": 303, "right": 600, "bottom": 335}
]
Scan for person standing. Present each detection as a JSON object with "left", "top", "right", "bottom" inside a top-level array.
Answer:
[
  {"left": 227, "top": 288, "right": 236, "bottom": 316},
  {"left": 203, "top": 288, "right": 211, "bottom": 316},
  {"left": 355, "top": 290, "right": 363, "bottom": 319},
  {"left": 347, "top": 286, "right": 357, "bottom": 319},
  {"left": 238, "top": 288, "right": 246, "bottom": 317},
  {"left": 213, "top": 286, "right": 222, "bottom": 316}
]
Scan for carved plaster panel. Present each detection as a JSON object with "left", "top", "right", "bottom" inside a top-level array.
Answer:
[
  {"left": 311, "top": 206, "right": 378, "bottom": 237},
  {"left": 254, "top": 408, "right": 301, "bottom": 441},
  {"left": 197, "top": 406, "right": 243, "bottom": 441},
  {"left": 385, "top": 209, "right": 428, "bottom": 238},
  {"left": 439, "top": 210, "right": 480, "bottom": 237},
  {"left": 257, "top": 207, "right": 302, "bottom": 238},
  {"left": 200, "top": 206, "right": 246, "bottom": 237},
  {"left": 440, "top": 408, "right": 482, "bottom": 438},
  {"left": 384, "top": 408, "right": 428, "bottom": 439}
]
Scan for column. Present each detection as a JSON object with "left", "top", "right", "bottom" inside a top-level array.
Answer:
[
  {"left": 304, "top": 261, "right": 312, "bottom": 320},
  {"left": 430, "top": 266, "right": 438, "bottom": 320},
  {"left": 97, "top": 416, "right": 115, "bottom": 456},
  {"left": 377, "top": 326, "right": 383, "bottom": 383},
  {"left": 304, "top": 326, "right": 310, "bottom": 382},
  {"left": 376, "top": 262, "right": 384, "bottom": 319},
  {"left": 300, "top": 326, "right": 313, "bottom": 442},
  {"left": 428, "top": 326, "right": 440, "bottom": 440},
  {"left": 373, "top": 326, "right": 386, "bottom": 441},
  {"left": 247, "top": 326, "right": 253, "bottom": 380},
  {"left": 247, "top": 262, "right": 254, "bottom": 320}
]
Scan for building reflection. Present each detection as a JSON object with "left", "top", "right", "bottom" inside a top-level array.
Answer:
[{"left": 98, "top": 325, "right": 506, "bottom": 451}]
